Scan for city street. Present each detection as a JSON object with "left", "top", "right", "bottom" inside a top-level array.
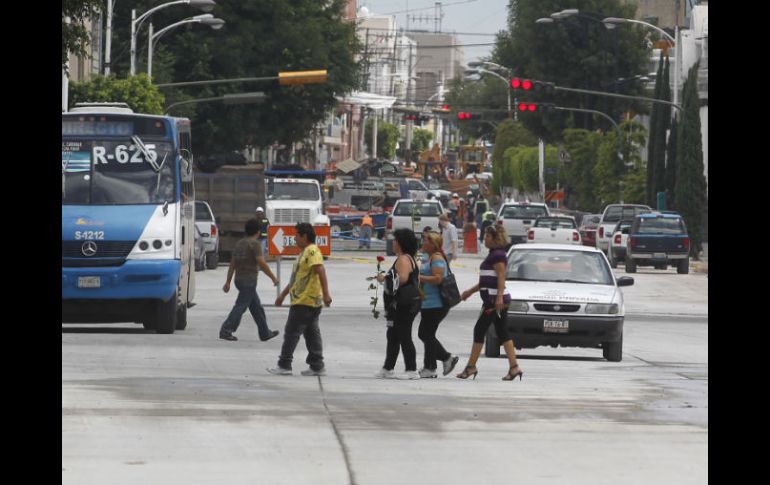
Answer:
[{"left": 62, "top": 252, "right": 708, "bottom": 485}]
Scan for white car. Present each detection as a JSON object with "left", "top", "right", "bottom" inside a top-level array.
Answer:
[
  {"left": 607, "top": 220, "right": 633, "bottom": 268},
  {"left": 496, "top": 202, "right": 550, "bottom": 244},
  {"left": 194, "top": 200, "right": 219, "bottom": 269},
  {"left": 484, "top": 244, "right": 634, "bottom": 362},
  {"left": 385, "top": 199, "right": 444, "bottom": 255},
  {"left": 526, "top": 216, "right": 581, "bottom": 245}
]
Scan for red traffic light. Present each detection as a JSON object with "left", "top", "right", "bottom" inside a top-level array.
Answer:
[
  {"left": 511, "top": 78, "right": 533, "bottom": 90},
  {"left": 517, "top": 102, "right": 555, "bottom": 113},
  {"left": 457, "top": 111, "right": 479, "bottom": 120},
  {"left": 441, "top": 104, "right": 449, "bottom": 110}
]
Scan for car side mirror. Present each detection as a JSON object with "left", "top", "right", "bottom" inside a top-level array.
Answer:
[{"left": 616, "top": 276, "right": 634, "bottom": 287}]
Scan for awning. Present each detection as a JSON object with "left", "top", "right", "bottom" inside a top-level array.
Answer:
[
  {"left": 336, "top": 91, "right": 397, "bottom": 110},
  {"left": 335, "top": 158, "right": 361, "bottom": 174}
]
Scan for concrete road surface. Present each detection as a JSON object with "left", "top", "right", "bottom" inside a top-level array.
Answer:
[{"left": 62, "top": 252, "right": 707, "bottom": 485}]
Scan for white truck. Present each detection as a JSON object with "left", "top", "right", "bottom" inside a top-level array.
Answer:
[
  {"left": 385, "top": 198, "right": 445, "bottom": 255},
  {"left": 266, "top": 177, "right": 330, "bottom": 229},
  {"left": 596, "top": 204, "right": 652, "bottom": 254},
  {"left": 526, "top": 216, "right": 581, "bottom": 245},
  {"left": 496, "top": 202, "right": 550, "bottom": 244}
]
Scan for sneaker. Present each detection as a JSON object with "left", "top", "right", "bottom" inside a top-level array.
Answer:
[
  {"left": 260, "top": 330, "right": 280, "bottom": 342},
  {"left": 266, "top": 366, "right": 292, "bottom": 376},
  {"left": 374, "top": 368, "right": 396, "bottom": 379},
  {"left": 442, "top": 355, "right": 460, "bottom": 376},
  {"left": 219, "top": 333, "right": 238, "bottom": 341},
  {"left": 419, "top": 368, "right": 438, "bottom": 378},
  {"left": 401, "top": 370, "right": 420, "bottom": 380},
  {"left": 300, "top": 367, "right": 327, "bottom": 376}
]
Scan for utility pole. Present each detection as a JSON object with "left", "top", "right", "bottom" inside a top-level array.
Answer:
[{"left": 104, "top": 0, "right": 114, "bottom": 75}]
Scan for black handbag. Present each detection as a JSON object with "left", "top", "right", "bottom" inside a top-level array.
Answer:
[{"left": 439, "top": 261, "right": 461, "bottom": 308}]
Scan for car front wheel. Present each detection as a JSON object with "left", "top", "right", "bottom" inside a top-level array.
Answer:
[
  {"left": 206, "top": 250, "right": 219, "bottom": 269},
  {"left": 677, "top": 258, "right": 689, "bottom": 274},
  {"left": 603, "top": 333, "right": 623, "bottom": 362}
]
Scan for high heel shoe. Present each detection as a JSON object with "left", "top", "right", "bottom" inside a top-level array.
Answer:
[
  {"left": 456, "top": 365, "right": 478, "bottom": 380},
  {"left": 502, "top": 364, "right": 523, "bottom": 381}
]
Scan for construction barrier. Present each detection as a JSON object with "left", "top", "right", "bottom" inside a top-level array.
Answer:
[{"left": 463, "top": 222, "right": 478, "bottom": 253}]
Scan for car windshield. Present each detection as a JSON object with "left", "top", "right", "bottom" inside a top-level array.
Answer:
[
  {"left": 634, "top": 217, "right": 686, "bottom": 235},
  {"left": 613, "top": 221, "right": 632, "bottom": 233},
  {"left": 393, "top": 202, "right": 442, "bottom": 216},
  {"left": 506, "top": 248, "right": 614, "bottom": 285},
  {"left": 195, "top": 202, "right": 213, "bottom": 221},
  {"left": 534, "top": 217, "right": 575, "bottom": 229},
  {"left": 502, "top": 205, "right": 548, "bottom": 219},
  {"left": 603, "top": 205, "right": 651, "bottom": 223},
  {"left": 267, "top": 182, "right": 320, "bottom": 201},
  {"left": 62, "top": 139, "right": 175, "bottom": 205},
  {"left": 581, "top": 214, "right": 601, "bottom": 228}
]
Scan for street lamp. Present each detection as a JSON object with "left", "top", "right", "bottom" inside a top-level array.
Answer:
[
  {"left": 130, "top": 0, "right": 216, "bottom": 76},
  {"left": 602, "top": 16, "right": 679, "bottom": 106},
  {"left": 147, "top": 14, "right": 225, "bottom": 79},
  {"left": 465, "top": 63, "right": 513, "bottom": 119}
]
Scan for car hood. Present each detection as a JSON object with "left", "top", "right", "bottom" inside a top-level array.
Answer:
[{"left": 505, "top": 280, "right": 619, "bottom": 304}]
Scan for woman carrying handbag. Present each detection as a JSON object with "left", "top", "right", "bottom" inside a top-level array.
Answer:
[
  {"left": 375, "top": 229, "right": 422, "bottom": 379},
  {"left": 416, "top": 231, "right": 460, "bottom": 378}
]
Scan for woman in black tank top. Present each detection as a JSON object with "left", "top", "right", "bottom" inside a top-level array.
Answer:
[{"left": 375, "top": 229, "right": 422, "bottom": 379}]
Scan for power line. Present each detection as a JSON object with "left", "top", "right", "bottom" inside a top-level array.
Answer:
[{"left": 380, "top": 0, "right": 479, "bottom": 16}]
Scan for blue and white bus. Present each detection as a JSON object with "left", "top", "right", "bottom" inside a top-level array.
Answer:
[{"left": 62, "top": 103, "right": 196, "bottom": 333}]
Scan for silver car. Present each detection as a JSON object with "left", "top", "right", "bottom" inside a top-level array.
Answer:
[{"left": 195, "top": 200, "right": 219, "bottom": 269}]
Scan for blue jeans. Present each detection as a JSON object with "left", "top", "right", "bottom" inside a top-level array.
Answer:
[
  {"left": 220, "top": 280, "right": 272, "bottom": 339},
  {"left": 359, "top": 225, "right": 373, "bottom": 248}
]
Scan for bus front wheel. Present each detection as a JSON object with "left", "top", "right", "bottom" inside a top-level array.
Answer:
[{"left": 149, "top": 296, "right": 178, "bottom": 334}]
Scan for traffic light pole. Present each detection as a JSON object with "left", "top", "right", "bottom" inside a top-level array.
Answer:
[{"left": 553, "top": 85, "right": 682, "bottom": 112}]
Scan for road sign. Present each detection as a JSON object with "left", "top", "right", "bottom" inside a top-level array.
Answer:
[{"left": 268, "top": 225, "right": 331, "bottom": 256}]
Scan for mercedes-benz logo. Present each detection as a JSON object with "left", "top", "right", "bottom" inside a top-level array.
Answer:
[
  {"left": 81, "top": 241, "right": 98, "bottom": 257},
  {"left": 553, "top": 305, "right": 561, "bottom": 312}
]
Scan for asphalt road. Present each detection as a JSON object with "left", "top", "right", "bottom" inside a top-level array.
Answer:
[{"left": 62, "top": 251, "right": 707, "bottom": 485}]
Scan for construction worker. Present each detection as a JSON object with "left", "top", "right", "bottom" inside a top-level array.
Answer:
[
  {"left": 359, "top": 214, "right": 375, "bottom": 249},
  {"left": 255, "top": 207, "right": 270, "bottom": 257}
]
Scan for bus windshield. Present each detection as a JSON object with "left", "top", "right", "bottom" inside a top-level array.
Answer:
[{"left": 62, "top": 139, "right": 176, "bottom": 205}]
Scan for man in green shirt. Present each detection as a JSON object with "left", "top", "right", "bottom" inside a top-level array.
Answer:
[
  {"left": 219, "top": 219, "right": 280, "bottom": 342},
  {"left": 267, "top": 223, "right": 332, "bottom": 376}
]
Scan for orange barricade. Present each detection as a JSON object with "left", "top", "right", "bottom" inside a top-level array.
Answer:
[{"left": 463, "top": 222, "right": 477, "bottom": 253}]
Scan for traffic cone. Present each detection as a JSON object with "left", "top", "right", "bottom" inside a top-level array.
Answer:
[{"left": 463, "top": 222, "right": 477, "bottom": 253}]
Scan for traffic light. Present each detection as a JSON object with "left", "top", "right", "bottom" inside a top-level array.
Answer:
[
  {"left": 402, "top": 114, "right": 432, "bottom": 126},
  {"left": 456, "top": 111, "right": 480, "bottom": 120},
  {"left": 510, "top": 78, "right": 555, "bottom": 94},
  {"left": 432, "top": 104, "right": 451, "bottom": 114},
  {"left": 517, "top": 102, "right": 556, "bottom": 113}
]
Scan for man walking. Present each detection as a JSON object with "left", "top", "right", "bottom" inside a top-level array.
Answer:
[
  {"left": 219, "top": 218, "right": 280, "bottom": 342},
  {"left": 267, "top": 223, "right": 332, "bottom": 376},
  {"left": 438, "top": 213, "right": 458, "bottom": 262}
]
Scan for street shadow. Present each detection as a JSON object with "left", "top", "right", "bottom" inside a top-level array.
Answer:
[
  {"left": 61, "top": 326, "right": 151, "bottom": 334},
  {"left": 485, "top": 354, "right": 605, "bottom": 362}
]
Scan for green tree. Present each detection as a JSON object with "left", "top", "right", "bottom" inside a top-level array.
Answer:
[
  {"left": 69, "top": 75, "right": 165, "bottom": 114},
  {"left": 618, "top": 120, "right": 649, "bottom": 204},
  {"left": 492, "top": 0, "right": 648, "bottom": 139},
  {"left": 674, "top": 63, "right": 707, "bottom": 258},
  {"left": 365, "top": 119, "right": 400, "bottom": 159},
  {"left": 647, "top": 54, "right": 672, "bottom": 207},
  {"left": 561, "top": 129, "right": 602, "bottom": 212},
  {"left": 411, "top": 128, "right": 433, "bottom": 152},
  {"left": 106, "top": 0, "right": 361, "bottom": 154},
  {"left": 491, "top": 120, "right": 538, "bottom": 193},
  {"left": 646, "top": 52, "right": 664, "bottom": 205},
  {"left": 664, "top": 117, "right": 679, "bottom": 209},
  {"left": 62, "top": 0, "right": 102, "bottom": 69},
  {"left": 506, "top": 145, "right": 559, "bottom": 193}
]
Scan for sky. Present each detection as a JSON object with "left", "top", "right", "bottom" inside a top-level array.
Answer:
[{"left": 357, "top": 0, "right": 510, "bottom": 63}]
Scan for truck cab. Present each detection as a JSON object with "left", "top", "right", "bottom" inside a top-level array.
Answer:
[{"left": 265, "top": 178, "right": 330, "bottom": 227}]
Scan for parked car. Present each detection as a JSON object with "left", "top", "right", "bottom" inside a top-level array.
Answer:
[
  {"left": 625, "top": 213, "right": 690, "bottom": 274},
  {"left": 578, "top": 213, "right": 602, "bottom": 247},
  {"left": 496, "top": 202, "right": 550, "bottom": 244},
  {"left": 193, "top": 225, "right": 206, "bottom": 272},
  {"left": 607, "top": 220, "right": 633, "bottom": 268},
  {"left": 485, "top": 244, "right": 634, "bottom": 362},
  {"left": 194, "top": 200, "right": 219, "bottom": 269},
  {"left": 597, "top": 204, "right": 652, "bottom": 254},
  {"left": 526, "top": 216, "right": 581, "bottom": 245}
]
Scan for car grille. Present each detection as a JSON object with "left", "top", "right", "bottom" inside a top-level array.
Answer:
[
  {"left": 62, "top": 258, "right": 126, "bottom": 267},
  {"left": 273, "top": 208, "right": 311, "bottom": 224},
  {"left": 534, "top": 303, "right": 581, "bottom": 312},
  {"left": 62, "top": 241, "right": 135, "bottom": 259}
]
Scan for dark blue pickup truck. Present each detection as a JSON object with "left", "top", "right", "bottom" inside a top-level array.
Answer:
[{"left": 625, "top": 213, "right": 690, "bottom": 274}]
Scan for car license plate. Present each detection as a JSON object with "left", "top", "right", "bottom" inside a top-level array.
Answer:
[
  {"left": 78, "top": 276, "right": 101, "bottom": 288},
  {"left": 653, "top": 252, "right": 666, "bottom": 259},
  {"left": 544, "top": 319, "right": 569, "bottom": 333}
]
